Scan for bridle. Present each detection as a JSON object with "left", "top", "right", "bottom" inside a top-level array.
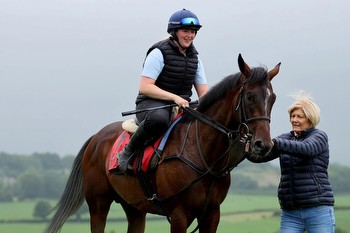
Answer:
[
  {"left": 235, "top": 78, "right": 271, "bottom": 125},
  {"left": 183, "top": 75, "right": 271, "bottom": 141}
]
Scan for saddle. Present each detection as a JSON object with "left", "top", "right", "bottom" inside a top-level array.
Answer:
[{"left": 108, "top": 110, "right": 181, "bottom": 175}]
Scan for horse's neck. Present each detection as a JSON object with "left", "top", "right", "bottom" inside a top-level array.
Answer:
[{"left": 205, "top": 100, "right": 239, "bottom": 130}]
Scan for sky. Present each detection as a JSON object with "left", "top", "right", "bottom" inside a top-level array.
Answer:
[{"left": 1, "top": 0, "right": 349, "bottom": 165}]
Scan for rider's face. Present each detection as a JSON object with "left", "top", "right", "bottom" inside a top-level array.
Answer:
[{"left": 175, "top": 28, "right": 197, "bottom": 49}]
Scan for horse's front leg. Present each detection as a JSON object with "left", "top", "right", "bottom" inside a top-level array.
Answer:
[
  {"left": 170, "top": 207, "right": 195, "bottom": 233},
  {"left": 170, "top": 216, "right": 190, "bottom": 233},
  {"left": 198, "top": 207, "right": 221, "bottom": 233}
]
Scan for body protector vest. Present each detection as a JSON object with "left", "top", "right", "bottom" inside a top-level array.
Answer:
[{"left": 136, "top": 38, "right": 199, "bottom": 104}]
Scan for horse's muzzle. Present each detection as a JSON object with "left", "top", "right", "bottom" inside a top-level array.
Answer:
[{"left": 251, "top": 140, "right": 273, "bottom": 155}]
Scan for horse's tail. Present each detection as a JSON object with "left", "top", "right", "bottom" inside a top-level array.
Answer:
[{"left": 44, "top": 136, "right": 94, "bottom": 233}]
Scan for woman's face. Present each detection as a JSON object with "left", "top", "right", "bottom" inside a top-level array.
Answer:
[
  {"left": 175, "top": 28, "right": 196, "bottom": 49},
  {"left": 290, "top": 108, "right": 311, "bottom": 135}
]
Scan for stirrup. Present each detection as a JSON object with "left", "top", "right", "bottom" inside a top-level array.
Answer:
[{"left": 118, "top": 151, "right": 134, "bottom": 173}]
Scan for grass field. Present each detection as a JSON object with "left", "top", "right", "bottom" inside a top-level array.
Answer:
[{"left": 1, "top": 194, "right": 349, "bottom": 233}]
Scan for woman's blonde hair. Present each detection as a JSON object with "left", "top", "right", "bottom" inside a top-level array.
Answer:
[{"left": 287, "top": 90, "right": 320, "bottom": 128}]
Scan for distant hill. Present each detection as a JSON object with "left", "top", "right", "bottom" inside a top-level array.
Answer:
[{"left": 237, "top": 162, "right": 280, "bottom": 188}]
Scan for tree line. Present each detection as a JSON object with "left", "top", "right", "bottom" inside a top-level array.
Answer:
[
  {"left": 0, "top": 152, "right": 73, "bottom": 201},
  {"left": 1, "top": 152, "right": 350, "bottom": 202}
]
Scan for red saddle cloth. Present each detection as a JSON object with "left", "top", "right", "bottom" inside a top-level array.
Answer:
[{"left": 108, "top": 131, "right": 161, "bottom": 173}]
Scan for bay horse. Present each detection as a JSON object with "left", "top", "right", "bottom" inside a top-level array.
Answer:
[{"left": 45, "top": 54, "right": 281, "bottom": 233}]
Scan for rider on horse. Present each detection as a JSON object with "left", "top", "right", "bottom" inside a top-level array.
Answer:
[{"left": 118, "top": 9, "right": 208, "bottom": 172}]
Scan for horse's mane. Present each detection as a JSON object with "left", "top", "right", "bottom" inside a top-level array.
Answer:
[
  {"left": 200, "top": 67, "right": 268, "bottom": 111},
  {"left": 197, "top": 73, "right": 240, "bottom": 113}
]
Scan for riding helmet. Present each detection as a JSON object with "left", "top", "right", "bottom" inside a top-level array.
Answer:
[{"left": 167, "top": 9, "right": 202, "bottom": 33}]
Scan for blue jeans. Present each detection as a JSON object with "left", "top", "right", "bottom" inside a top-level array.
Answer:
[{"left": 280, "top": 205, "right": 335, "bottom": 233}]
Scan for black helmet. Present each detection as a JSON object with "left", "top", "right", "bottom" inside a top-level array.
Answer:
[{"left": 167, "top": 9, "right": 202, "bottom": 33}]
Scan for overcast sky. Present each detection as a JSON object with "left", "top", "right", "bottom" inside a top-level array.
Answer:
[{"left": 1, "top": 0, "right": 349, "bottom": 165}]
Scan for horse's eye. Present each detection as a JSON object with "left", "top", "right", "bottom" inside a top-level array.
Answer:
[{"left": 246, "top": 92, "right": 254, "bottom": 102}]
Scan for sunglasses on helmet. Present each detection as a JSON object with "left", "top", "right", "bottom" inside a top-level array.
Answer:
[{"left": 180, "top": 17, "right": 199, "bottom": 26}]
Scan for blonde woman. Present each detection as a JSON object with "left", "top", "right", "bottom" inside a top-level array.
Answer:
[{"left": 246, "top": 91, "right": 335, "bottom": 233}]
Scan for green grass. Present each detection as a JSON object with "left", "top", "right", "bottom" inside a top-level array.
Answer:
[
  {"left": 1, "top": 194, "right": 349, "bottom": 233},
  {"left": 1, "top": 201, "right": 35, "bottom": 220},
  {"left": 221, "top": 193, "right": 280, "bottom": 212}
]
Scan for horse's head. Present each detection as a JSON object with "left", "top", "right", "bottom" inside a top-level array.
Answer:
[{"left": 236, "top": 54, "right": 280, "bottom": 155}]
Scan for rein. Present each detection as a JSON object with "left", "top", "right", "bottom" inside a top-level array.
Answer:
[
  {"left": 182, "top": 107, "right": 240, "bottom": 138},
  {"left": 181, "top": 107, "right": 249, "bottom": 174}
]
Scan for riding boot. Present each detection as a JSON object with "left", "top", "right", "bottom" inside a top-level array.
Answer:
[{"left": 118, "top": 121, "right": 148, "bottom": 172}]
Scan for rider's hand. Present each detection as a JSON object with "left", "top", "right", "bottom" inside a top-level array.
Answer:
[{"left": 174, "top": 96, "right": 189, "bottom": 108}]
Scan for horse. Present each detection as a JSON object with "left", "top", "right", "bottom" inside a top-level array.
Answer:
[{"left": 44, "top": 54, "right": 281, "bottom": 233}]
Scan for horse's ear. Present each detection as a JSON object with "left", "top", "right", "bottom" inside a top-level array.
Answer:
[
  {"left": 238, "top": 54, "right": 251, "bottom": 77},
  {"left": 267, "top": 62, "right": 281, "bottom": 80}
]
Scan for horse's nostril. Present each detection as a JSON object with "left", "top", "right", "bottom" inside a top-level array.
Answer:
[
  {"left": 254, "top": 141, "right": 271, "bottom": 154},
  {"left": 254, "top": 141, "right": 263, "bottom": 150}
]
